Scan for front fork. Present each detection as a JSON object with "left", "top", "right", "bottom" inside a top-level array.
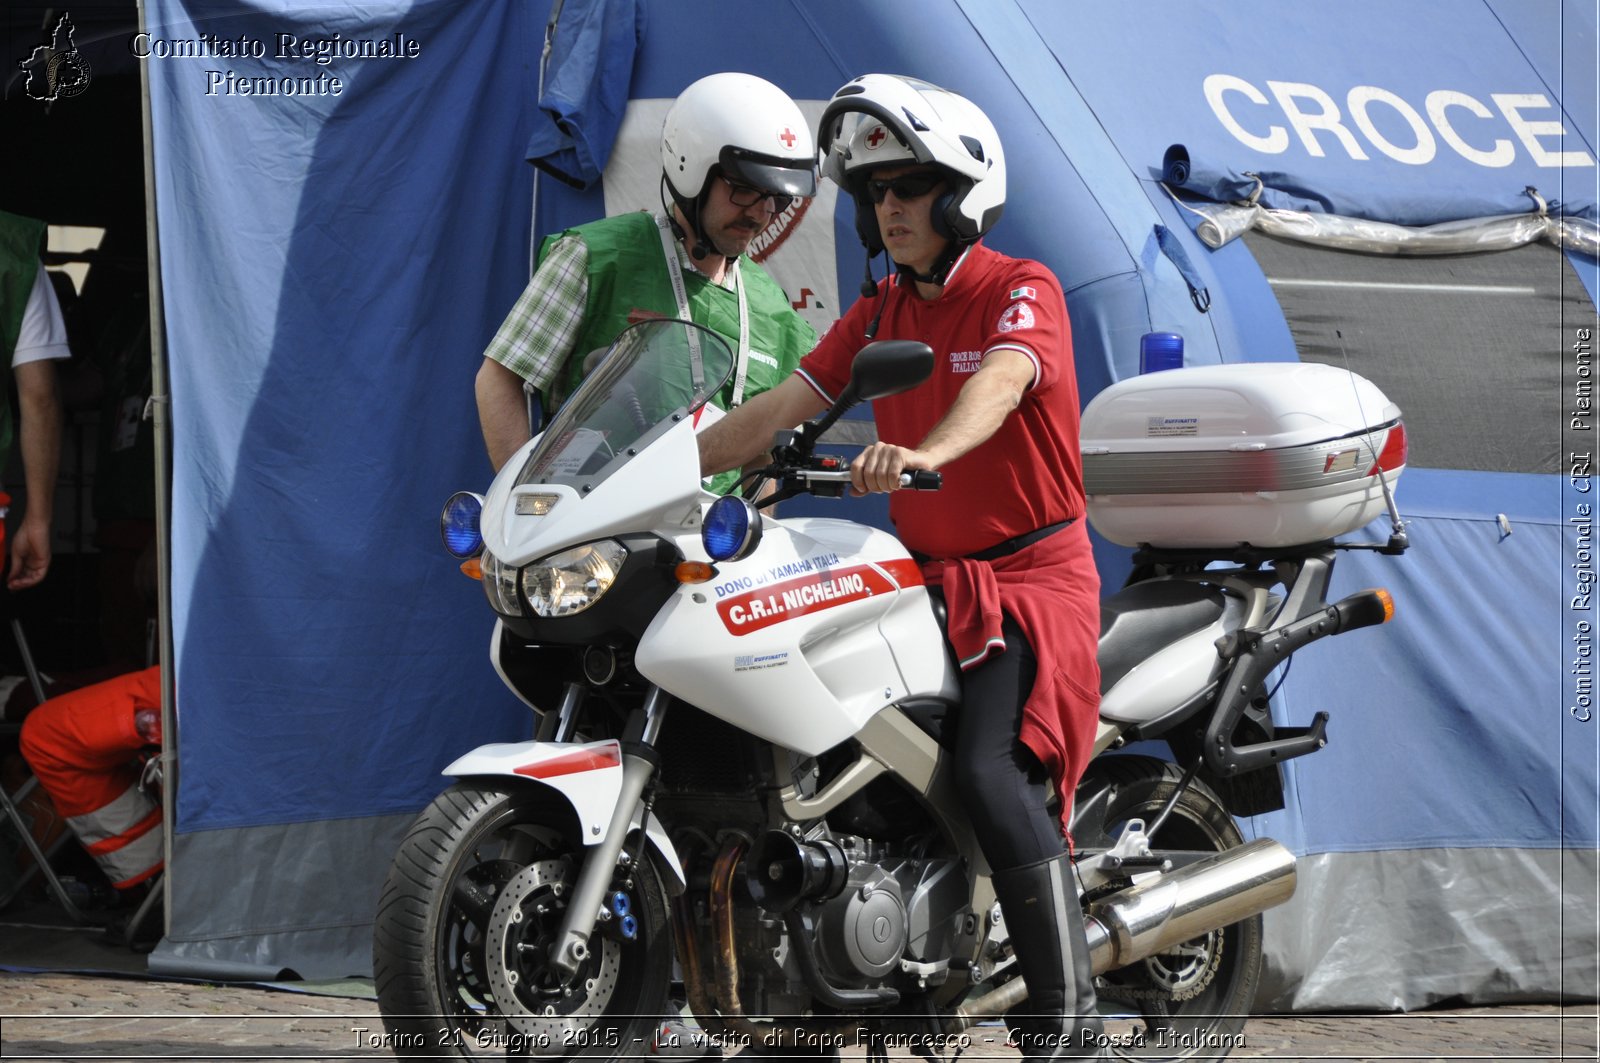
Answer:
[{"left": 545, "top": 685, "right": 671, "bottom": 983}]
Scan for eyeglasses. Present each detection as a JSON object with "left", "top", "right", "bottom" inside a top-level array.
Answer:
[
  {"left": 720, "top": 176, "right": 794, "bottom": 213},
  {"left": 865, "top": 171, "right": 944, "bottom": 204}
]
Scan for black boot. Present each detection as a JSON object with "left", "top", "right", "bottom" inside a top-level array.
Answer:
[{"left": 991, "top": 854, "right": 1106, "bottom": 1061}]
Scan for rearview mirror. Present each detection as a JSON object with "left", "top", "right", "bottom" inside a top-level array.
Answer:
[
  {"left": 789, "top": 340, "right": 936, "bottom": 458},
  {"left": 843, "top": 341, "right": 934, "bottom": 403}
]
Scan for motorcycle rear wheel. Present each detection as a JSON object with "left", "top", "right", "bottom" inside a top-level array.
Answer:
[
  {"left": 1076, "top": 757, "right": 1263, "bottom": 1061},
  {"left": 373, "top": 782, "right": 671, "bottom": 1059}
]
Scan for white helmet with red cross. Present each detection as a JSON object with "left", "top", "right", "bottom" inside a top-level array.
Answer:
[
  {"left": 660, "top": 72, "right": 818, "bottom": 206},
  {"left": 817, "top": 74, "right": 1006, "bottom": 252}
]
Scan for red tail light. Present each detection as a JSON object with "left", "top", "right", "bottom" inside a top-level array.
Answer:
[{"left": 1369, "top": 422, "right": 1407, "bottom": 476}]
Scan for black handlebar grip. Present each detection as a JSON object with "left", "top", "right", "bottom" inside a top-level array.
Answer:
[{"left": 899, "top": 470, "right": 943, "bottom": 491}]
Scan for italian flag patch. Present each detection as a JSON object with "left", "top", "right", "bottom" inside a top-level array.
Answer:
[{"left": 1009, "top": 286, "right": 1037, "bottom": 301}]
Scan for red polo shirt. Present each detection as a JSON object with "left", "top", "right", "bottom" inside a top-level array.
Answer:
[
  {"left": 798, "top": 241, "right": 1086, "bottom": 559},
  {"left": 800, "top": 242, "right": 1101, "bottom": 833}
]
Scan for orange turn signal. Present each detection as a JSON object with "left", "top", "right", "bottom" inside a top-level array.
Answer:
[
  {"left": 1374, "top": 588, "right": 1395, "bottom": 623},
  {"left": 675, "top": 561, "right": 718, "bottom": 584},
  {"left": 459, "top": 557, "right": 483, "bottom": 580}
]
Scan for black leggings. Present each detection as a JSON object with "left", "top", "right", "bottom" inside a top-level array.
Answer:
[{"left": 950, "top": 614, "right": 1067, "bottom": 874}]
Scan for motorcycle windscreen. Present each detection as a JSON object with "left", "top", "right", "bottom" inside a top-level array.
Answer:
[{"left": 516, "top": 318, "right": 734, "bottom": 492}]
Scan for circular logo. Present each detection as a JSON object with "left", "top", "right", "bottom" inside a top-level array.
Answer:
[
  {"left": 48, "top": 52, "right": 93, "bottom": 99},
  {"left": 997, "top": 301, "right": 1035, "bottom": 333}
]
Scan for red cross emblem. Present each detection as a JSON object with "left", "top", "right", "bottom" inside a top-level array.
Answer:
[
  {"left": 997, "top": 302, "right": 1035, "bottom": 333},
  {"left": 779, "top": 127, "right": 796, "bottom": 148},
  {"left": 866, "top": 125, "right": 887, "bottom": 148}
]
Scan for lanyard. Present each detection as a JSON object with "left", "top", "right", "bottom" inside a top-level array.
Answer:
[{"left": 656, "top": 215, "right": 752, "bottom": 406}]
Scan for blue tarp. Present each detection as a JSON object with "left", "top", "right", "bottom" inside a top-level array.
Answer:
[
  {"left": 146, "top": 0, "right": 1597, "bottom": 993},
  {"left": 1260, "top": 470, "right": 1580, "bottom": 852},
  {"left": 523, "top": 0, "right": 644, "bottom": 188},
  {"left": 151, "top": 0, "right": 546, "bottom": 832}
]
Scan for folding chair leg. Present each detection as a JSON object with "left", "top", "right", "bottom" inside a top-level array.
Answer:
[
  {"left": 117, "top": 873, "right": 164, "bottom": 950},
  {"left": 0, "top": 776, "right": 86, "bottom": 921},
  {"left": 3, "top": 617, "right": 85, "bottom": 920},
  {"left": 9, "top": 618, "right": 48, "bottom": 705}
]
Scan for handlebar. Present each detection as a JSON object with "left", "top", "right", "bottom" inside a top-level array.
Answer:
[
  {"left": 754, "top": 427, "right": 943, "bottom": 506},
  {"left": 785, "top": 469, "right": 942, "bottom": 491}
]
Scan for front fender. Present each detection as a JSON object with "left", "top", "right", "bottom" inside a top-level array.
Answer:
[{"left": 444, "top": 739, "right": 685, "bottom": 892}]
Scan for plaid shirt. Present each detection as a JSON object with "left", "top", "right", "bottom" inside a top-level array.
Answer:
[{"left": 483, "top": 213, "right": 740, "bottom": 404}]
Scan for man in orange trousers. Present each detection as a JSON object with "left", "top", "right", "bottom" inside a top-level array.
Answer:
[{"left": 18, "top": 666, "right": 163, "bottom": 893}]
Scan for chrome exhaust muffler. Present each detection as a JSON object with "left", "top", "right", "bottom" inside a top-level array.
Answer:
[
  {"left": 949, "top": 838, "right": 1296, "bottom": 1030},
  {"left": 1083, "top": 836, "right": 1297, "bottom": 974}
]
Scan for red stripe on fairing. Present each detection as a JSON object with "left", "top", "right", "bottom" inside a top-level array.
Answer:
[
  {"left": 515, "top": 745, "right": 622, "bottom": 779},
  {"left": 716, "top": 558, "right": 924, "bottom": 636},
  {"left": 881, "top": 558, "right": 924, "bottom": 588}
]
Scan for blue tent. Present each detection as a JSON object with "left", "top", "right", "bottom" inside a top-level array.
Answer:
[{"left": 145, "top": 0, "right": 1597, "bottom": 1008}]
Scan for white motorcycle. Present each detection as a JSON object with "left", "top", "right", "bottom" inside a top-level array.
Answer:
[{"left": 373, "top": 319, "right": 1406, "bottom": 1059}]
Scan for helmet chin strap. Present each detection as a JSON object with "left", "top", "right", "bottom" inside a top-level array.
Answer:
[
  {"left": 661, "top": 175, "right": 725, "bottom": 264},
  {"left": 861, "top": 239, "right": 961, "bottom": 339},
  {"left": 894, "top": 238, "right": 965, "bottom": 288},
  {"left": 662, "top": 177, "right": 713, "bottom": 262}
]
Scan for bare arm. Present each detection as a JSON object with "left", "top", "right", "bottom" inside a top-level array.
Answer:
[
  {"left": 850, "top": 348, "right": 1034, "bottom": 494},
  {"left": 9, "top": 359, "right": 61, "bottom": 590},
  {"left": 476, "top": 358, "right": 534, "bottom": 473},
  {"left": 698, "top": 373, "right": 829, "bottom": 479}
]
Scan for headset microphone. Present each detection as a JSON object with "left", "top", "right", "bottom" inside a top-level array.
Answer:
[{"left": 863, "top": 252, "right": 889, "bottom": 340}]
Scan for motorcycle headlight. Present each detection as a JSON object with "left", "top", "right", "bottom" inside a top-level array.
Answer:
[
  {"left": 481, "top": 551, "right": 523, "bottom": 616},
  {"left": 520, "top": 540, "right": 629, "bottom": 618}
]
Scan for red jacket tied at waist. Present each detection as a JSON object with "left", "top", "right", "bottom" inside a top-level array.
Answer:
[{"left": 921, "top": 522, "right": 1101, "bottom": 835}]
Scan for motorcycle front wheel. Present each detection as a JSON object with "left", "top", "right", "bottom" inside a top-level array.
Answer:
[
  {"left": 373, "top": 782, "right": 671, "bottom": 1059},
  {"left": 1076, "top": 757, "right": 1263, "bottom": 1061}
]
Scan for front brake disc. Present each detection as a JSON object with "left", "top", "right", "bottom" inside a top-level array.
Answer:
[{"left": 484, "top": 859, "right": 622, "bottom": 1043}]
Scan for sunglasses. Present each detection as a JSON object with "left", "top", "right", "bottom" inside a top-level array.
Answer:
[
  {"left": 865, "top": 171, "right": 944, "bottom": 204},
  {"left": 720, "top": 176, "right": 794, "bottom": 213}
]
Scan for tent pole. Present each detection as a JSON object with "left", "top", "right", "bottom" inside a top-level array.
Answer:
[
  {"left": 135, "top": 0, "right": 177, "bottom": 938},
  {"left": 519, "top": 0, "right": 565, "bottom": 432},
  {"left": 531, "top": 0, "right": 567, "bottom": 275}
]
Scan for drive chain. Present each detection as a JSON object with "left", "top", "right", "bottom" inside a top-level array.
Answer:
[{"left": 1093, "top": 929, "right": 1224, "bottom": 1005}]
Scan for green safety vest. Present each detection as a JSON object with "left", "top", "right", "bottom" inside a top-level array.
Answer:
[
  {"left": 541, "top": 212, "right": 816, "bottom": 496},
  {"left": 0, "top": 212, "right": 44, "bottom": 472}
]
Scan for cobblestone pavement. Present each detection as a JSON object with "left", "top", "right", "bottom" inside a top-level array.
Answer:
[{"left": 1, "top": 973, "right": 1595, "bottom": 1062}]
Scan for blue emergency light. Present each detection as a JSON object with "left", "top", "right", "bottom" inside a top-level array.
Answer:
[
  {"left": 701, "top": 495, "right": 762, "bottom": 562},
  {"left": 440, "top": 492, "right": 486, "bottom": 558}
]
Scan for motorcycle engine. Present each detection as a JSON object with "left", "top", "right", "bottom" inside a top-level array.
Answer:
[{"left": 744, "top": 829, "right": 970, "bottom": 1000}]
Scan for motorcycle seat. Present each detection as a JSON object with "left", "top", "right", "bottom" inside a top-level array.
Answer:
[{"left": 1097, "top": 581, "right": 1227, "bottom": 693}]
